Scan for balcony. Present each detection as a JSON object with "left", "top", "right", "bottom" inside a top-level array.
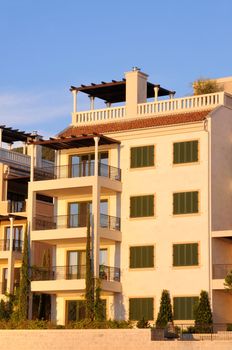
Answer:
[
  {"left": 73, "top": 92, "right": 226, "bottom": 126},
  {"left": 212, "top": 264, "right": 232, "bottom": 289},
  {"left": 31, "top": 265, "right": 120, "bottom": 282},
  {"left": 31, "top": 265, "right": 121, "bottom": 293},
  {"left": 33, "top": 213, "right": 120, "bottom": 231},
  {"left": 9, "top": 200, "right": 26, "bottom": 213},
  {"left": 0, "top": 239, "right": 23, "bottom": 253},
  {"left": 0, "top": 147, "right": 30, "bottom": 167},
  {"left": 35, "top": 162, "right": 121, "bottom": 182}
]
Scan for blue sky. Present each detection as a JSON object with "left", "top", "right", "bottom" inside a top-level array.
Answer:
[{"left": 0, "top": 0, "right": 232, "bottom": 137}]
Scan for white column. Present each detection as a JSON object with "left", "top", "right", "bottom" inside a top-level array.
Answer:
[
  {"left": 23, "top": 142, "right": 27, "bottom": 155},
  {"left": 0, "top": 128, "right": 2, "bottom": 148},
  {"left": 7, "top": 217, "right": 15, "bottom": 294},
  {"left": 105, "top": 102, "right": 111, "bottom": 108},
  {"left": 93, "top": 137, "right": 100, "bottom": 278},
  {"left": 154, "top": 86, "right": 159, "bottom": 102},
  {"left": 72, "top": 90, "right": 77, "bottom": 114},
  {"left": 30, "top": 144, "right": 35, "bottom": 182},
  {"left": 169, "top": 92, "right": 175, "bottom": 99},
  {"left": 89, "top": 96, "right": 95, "bottom": 110}
]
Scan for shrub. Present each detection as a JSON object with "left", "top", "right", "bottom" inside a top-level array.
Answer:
[
  {"left": 136, "top": 317, "right": 150, "bottom": 328},
  {"left": 227, "top": 324, "right": 232, "bottom": 331},
  {"left": 224, "top": 270, "right": 232, "bottom": 291},
  {"left": 194, "top": 290, "right": 213, "bottom": 333},
  {"left": 193, "top": 78, "right": 221, "bottom": 95},
  {"left": 67, "top": 319, "right": 133, "bottom": 329},
  {"left": 156, "top": 290, "right": 173, "bottom": 328}
]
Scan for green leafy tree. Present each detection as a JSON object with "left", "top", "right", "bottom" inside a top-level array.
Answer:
[
  {"left": 193, "top": 78, "right": 221, "bottom": 95},
  {"left": 156, "top": 290, "right": 173, "bottom": 328},
  {"left": 194, "top": 291, "right": 213, "bottom": 333},
  {"left": 85, "top": 206, "right": 94, "bottom": 320},
  {"left": 18, "top": 224, "right": 30, "bottom": 320}
]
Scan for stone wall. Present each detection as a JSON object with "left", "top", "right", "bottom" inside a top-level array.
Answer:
[{"left": 0, "top": 329, "right": 232, "bottom": 350}]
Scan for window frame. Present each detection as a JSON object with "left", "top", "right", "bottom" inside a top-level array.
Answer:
[
  {"left": 129, "top": 297, "right": 154, "bottom": 321},
  {"left": 173, "top": 296, "right": 199, "bottom": 320},
  {"left": 130, "top": 145, "right": 155, "bottom": 169},
  {"left": 172, "top": 190, "right": 200, "bottom": 216},
  {"left": 172, "top": 242, "right": 199, "bottom": 267},
  {"left": 129, "top": 245, "right": 155, "bottom": 269},
  {"left": 130, "top": 194, "right": 155, "bottom": 218},
  {"left": 173, "top": 140, "right": 199, "bottom": 165}
]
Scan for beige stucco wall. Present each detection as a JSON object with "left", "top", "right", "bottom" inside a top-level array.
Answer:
[
  {"left": 0, "top": 330, "right": 232, "bottom": 350},
  {"left": 211, "top": 106, "right": 232, "bottom": 231}
]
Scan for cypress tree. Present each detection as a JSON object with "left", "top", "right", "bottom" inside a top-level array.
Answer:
[
  {"left": 94, "top": 279, "right": 105, "bottom": 321},
  {"left": 38, "top": 249, "right": 51, "bottom": 319},
  {"left": 156, "top": 290, "right": 173, "bottom": 328},
  {"left": 194, "top": 290, "right": 212, "bottom": 332},
  {"left": 18, "top": 224, "right": 30, "bottom": 320},
  {"left": 85, "top": 206, "right": 94, "bottom": 320}
]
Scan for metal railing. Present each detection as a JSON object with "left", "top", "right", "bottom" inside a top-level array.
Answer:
[
  {"left": 0, "top": 239, "right": 23, "bottom": 252},
  {"left": 99, "top": 265, "right": 120, "bottom": 282},
  {"left": 33, "top": 213, "right": 121, "bottom": 231},
  {"left": 172, "top": 323, "right": 232, "bottom": 341},
  {"left": 9, "top": 200, "right": 26, "bottom": 213},
  {"left": 100, "top": 214, "right": 121, "bottom": 231},
  {"left": 213, "top": 264, "right": 232, "bottom": 279},
  {"left": 34, "top": 161, "right": 121, "bottom": 181},
  {"left": 31, "top": 264, "right": 120, "bottom": 283}
]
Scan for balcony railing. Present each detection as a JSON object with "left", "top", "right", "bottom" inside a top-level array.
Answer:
[
  {"left": 73, "top": 92, "right": 225, "bottom": 126},
  {"left": 33, "top": 213, "right": 121, "bottom": 231},
  {"left": 9, "top": 200, "right": 26, "bottom": 213},
  {"left": 0, "top": 239, "right": 23, "bottom": 252},
  {"left": 100, "top": 214, "right": 121, "bottom": 231},
  {"left": 0, "top": 147, "right": 31, "bottom": 167},
  {"left": 99, "top": 265, "right": 120, "bottom": 282},
  {"left": 34, "top": 161, "right": 121, "bottom": 182},
  {"left": 213, "top": 264, "right": 232, "bottom": 279},
  {"left": 31, "top": 264, "right": 120, "bottom": 282}
]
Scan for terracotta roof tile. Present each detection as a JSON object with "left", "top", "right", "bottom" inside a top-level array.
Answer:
[{"left": 59, "top": 110, "right": 210, "bottom": 137}]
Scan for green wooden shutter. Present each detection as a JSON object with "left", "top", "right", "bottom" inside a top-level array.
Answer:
[
  {"left": 131, "top": 146, "right": 154, "bottom": 168},
  {"left": 173, "top": 244, "right": 198, "bottom": 266},
  {"left": 130, "top": 196, "right": 154, "bottom": 217},
  {"left": 130, "top": 246, "right": 154, "bottom": 268},
  {"left": 173, "top": 192, "right": 199, "bottom": 214},
  {"left": 173, "top": 141, "right": 198, "bottom": 164},
  {"left": 174, "top": 297, "right": 198, "bottom": 320},
  {"left": 129, "top": 298, "right": 153, "bottom": 320}
]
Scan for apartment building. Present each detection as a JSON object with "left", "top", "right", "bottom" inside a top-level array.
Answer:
[
  {"left": 0, "top": 126, "right": 53, "bottom": 299},
  {"left": 28, "top": 68, "right": 232, "bottom": 325}
]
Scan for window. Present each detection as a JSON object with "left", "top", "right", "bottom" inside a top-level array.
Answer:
[
  {"left": 173, "top": 243, "right": 198, "bottom": 266},
  {"left": 130, "top": 145, "right": 154, "bottom": 168},
  {"left": 5, "top": 226, "right": 23, "bottom": 252},
  {"left": 67, "top": 300, "right": 106, "bottom": 323},
  {"left": 173, "top": 297, "right": 199, "bottom": 320},
  {"left": 68, "top": 200, "right": 108, "bottom": 228},
  {"left": 129, "top": 298, "right": 154, "bottom": 320},
  {"left": 173, "top": 191, "right": 199, "bottom": 215},
  {"left": 70, "top": 152, "right": 108, "bottom": 177},
  {"left": 130, "top": 246, "right": 154, "bottom": 268},
  {"left": 130, "top": 195, "right": 154, "bottom": 218},
  {"left": 173, "top": 140, "right": 198, "bottom": 164}
]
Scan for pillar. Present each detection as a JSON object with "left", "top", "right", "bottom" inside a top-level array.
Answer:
[
  {"left": 154, "top": 86, "right": 159, "bottom": 102},
  {"left": 72, "top": 90, "right": 77, "bottom": 114},
  {"left": 92, "top": 137, "right": 100, "bottom": 278},
  {"left": 125, "top": 68, "right": 148, "bottom": 117},
  {"left": 7, "top": 217, "right": 15, "bottom": 294},
  {"left": 89, "top": 96, "right": 95, "bottom": 110},
  {"left": 30, "top": 144, "right": 35, "bottom": 182}
]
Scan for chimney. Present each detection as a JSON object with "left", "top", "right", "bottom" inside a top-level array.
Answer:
[{"left": 125, "top": 67, "right": 148, "bottom": 118}]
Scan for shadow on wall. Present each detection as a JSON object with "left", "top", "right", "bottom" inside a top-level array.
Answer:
[{"left": 111, "top": 294, "right": 126, "bottom": 320}]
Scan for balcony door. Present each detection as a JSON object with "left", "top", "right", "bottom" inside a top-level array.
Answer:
[
  {"left": 68, "top": 200, "right": 108, "bottom": 228},
  {"left": 4, "top": 226, "right": 23, "bottom": 251},
  {"left": 67, "top": 249, "right": 108, "bottom": 279},
  {"left": 70, "top": 152, "right": 108, "bottom": 178}
]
